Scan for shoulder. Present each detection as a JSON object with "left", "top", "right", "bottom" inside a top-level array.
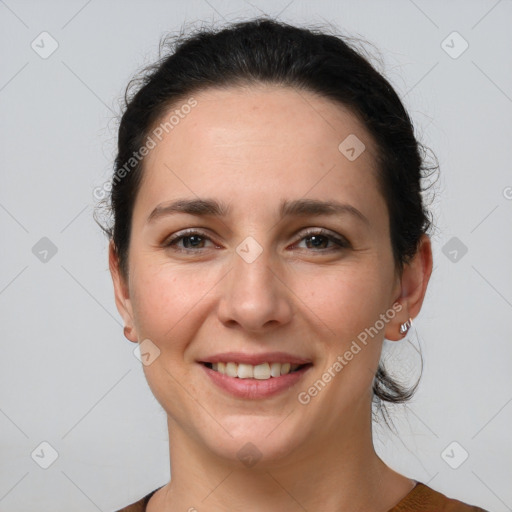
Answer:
[
  {"left": 113, "top": 487, "right": 162, "bottom": 512},
  {"left": 390, "top": 482, "right": 490, "bottom": 512}
]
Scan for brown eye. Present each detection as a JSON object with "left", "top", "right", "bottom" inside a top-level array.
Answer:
[
  {"left": 294, "top": 228, "right": 350, "bottom": 252},
  {"left": 163, "top": 230, "right": 216, "bottom": 252}
]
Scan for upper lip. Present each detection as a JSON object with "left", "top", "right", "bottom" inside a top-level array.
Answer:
[{"left": 198, "top": 351, "right": 312, "bottom": 365}]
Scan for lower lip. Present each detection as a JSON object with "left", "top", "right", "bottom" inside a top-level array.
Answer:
[{"left": 199, "top": 363, "right": 312, "bottom": 399}]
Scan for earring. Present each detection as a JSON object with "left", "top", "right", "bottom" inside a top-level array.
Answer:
[{"left": 399, "top": 317, "right": 412, "bottom": 336}]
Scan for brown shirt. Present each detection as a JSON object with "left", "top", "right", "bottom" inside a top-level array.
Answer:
[{"left": 115, "top": 482, "right": 490, "bottom": 511}]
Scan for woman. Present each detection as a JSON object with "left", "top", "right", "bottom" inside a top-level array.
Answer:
[{"left": 100, "top": 17, "right": 489, "bottom": 512}]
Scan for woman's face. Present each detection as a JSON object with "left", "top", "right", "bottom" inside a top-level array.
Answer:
[{"left": 111, "top": 85, "right": 410, "bottom": 465}]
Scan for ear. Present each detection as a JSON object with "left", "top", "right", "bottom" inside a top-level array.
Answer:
[
  {"left": 109, "top": 240, "right": 138, "bottom": 343},
  {"left": 385, "top": 234, "right": 433, "bottom": 341}
]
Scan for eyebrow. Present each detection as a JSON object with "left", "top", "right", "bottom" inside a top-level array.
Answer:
[{"left": 146, "top": 198, "right": 370, "bottom": 226}]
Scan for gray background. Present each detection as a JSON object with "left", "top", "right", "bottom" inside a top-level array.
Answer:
[{"left": 1, "top": 0, "right": 511, "bottom": 511}]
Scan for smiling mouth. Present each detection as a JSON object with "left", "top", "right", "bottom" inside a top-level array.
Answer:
[{"left": 201, "top": 361, "right": 311, "bottom": 380}]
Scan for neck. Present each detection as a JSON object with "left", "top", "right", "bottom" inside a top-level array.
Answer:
[{"left": 153, "top": 399, "right": 415, "bottom": 512}]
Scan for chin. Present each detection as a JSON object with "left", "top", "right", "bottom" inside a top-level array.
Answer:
[{"left": 199, "top": 413, "right": 313, "bottom": 469}]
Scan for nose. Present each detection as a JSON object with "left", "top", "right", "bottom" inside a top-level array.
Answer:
[{"left": 217, "top": 241, "right": 294, "bottom": 333}]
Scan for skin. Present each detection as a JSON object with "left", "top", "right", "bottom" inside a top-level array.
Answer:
[{"left": 110, "top": 84, "right": 433, "bottom": 512}]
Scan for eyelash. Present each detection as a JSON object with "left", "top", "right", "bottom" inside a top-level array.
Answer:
[{"left": 162, "top": 228, "right": 350, "bottom": 254}]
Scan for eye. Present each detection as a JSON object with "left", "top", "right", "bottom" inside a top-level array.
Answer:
[
  {"left": 162, "top": 228, "right": 350, "bottom": 254},
  {"left": 162, "top": 229, "right": 216, "bottom": 252},
  {"left": 293, "top": 228, "right": 350, "bottom": 252}
]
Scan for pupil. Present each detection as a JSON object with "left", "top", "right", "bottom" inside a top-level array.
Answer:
[
  {"left": 185, "top": 235, "right": 203, "bottom": 248},
  {"left": 307, "top": 235, "right": 326, "bottom": 249}
]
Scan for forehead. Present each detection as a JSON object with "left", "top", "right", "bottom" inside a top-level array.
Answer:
[
  {"left": 135, "top": 84, "right": 384, "bottom": 222},
  {"left": 149, "top": 84, "right": 377, "bottom": 159}
]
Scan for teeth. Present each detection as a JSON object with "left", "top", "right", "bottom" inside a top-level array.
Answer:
[
  {"left": 225, "top": 362, "right": 237, "bottom": 377},
  {"left": 253, "top": 363, "right": 270, "bottom": 380},
  {"left": 237, "top": 363, "right": 253, "bottom": 379},
  {"left": 270, "top": 362, "right": 281, "bottom": 377},
  {"left": 209, "top": 361, "right": 303, "bottom": 379},
  {"left": 281, "top": 362, "right": 291, "bottom": 375}
]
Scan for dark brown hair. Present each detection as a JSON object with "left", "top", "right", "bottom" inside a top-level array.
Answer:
[{"left": 95, "top": 17, "right": 438, "bottom": 426}]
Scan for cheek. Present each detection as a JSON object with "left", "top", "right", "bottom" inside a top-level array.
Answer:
[
  {"left": 131, "top": 266, "right": 216, "bottom": 419},
  {"left": 130, "top": 264, "right": 214, "bottom": 349},
  {"left": 292, "top": 262, "right": 389, "bottom": 341},
  {"left": 293, "top": 262, "right": 390, "bottom": 399},
  {"left": 294, "top": 270, "right": 387, "bottom": 404}
]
